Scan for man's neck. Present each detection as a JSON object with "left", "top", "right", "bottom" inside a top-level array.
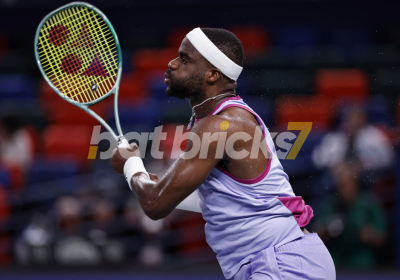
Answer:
[{"left": 189, "top": 90, "right": 236, "bottom": 119}]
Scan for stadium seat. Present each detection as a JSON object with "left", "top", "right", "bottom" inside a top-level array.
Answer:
[
  {"left": 107, "top": 97, "right": 161, "bottom": 133},
  {"left": 0, "top": 165, "right": 24, "bottom": 192},
  {"left": 167, "top": 27, "right": 194, "bottom": 48},
  {"left": 26, "top": 157, "right": 81, "bottom": 202},
  {"left": 245, "top": 47, "right": 291, "bottom": 70},
  {"left": 46, "top": 99, "right": 108, "bottom": 127},
  {"left": 315, "top": 69, "right": 369, "bottom": 103},
  {"left": 39, "top": 78, "right": 58, "bottom": 109},
  {"left": 0, "top": 187, "right": 10, "bottom": 224},
  {"left": 275, "top": 26, "right": 318, "bottom": 48},
  {"left": 331, "top": 27, "right": 370, "bottom": 47},
  {"left": 43, "top": 125, "right": 93, "bottom": 164},
  {"left": 0, "top": 100, "right": 47, "bottom": 130},
  {"left": 257, "top": 69, "right": 313, "bottom": 97},
  {"left": 295, "top": 46, "right": 345, "bottom": 69},
  {"left": 236, "top": 69, "right": 257, "bottom": 95},
  {"left": 275, "top": 96, "right": 335, "bottom": 131},
  {"left": 242, "top": 96, "right": 274, "bottom": 128},
  {"left": 0, "top": 74, "right": 36, "bottom": 100},
  {"left": 147, "top": 70, "right": 169, "bottom": 99},
  {"left": 367, "top": 96, "right": 393, "bottom": 127},
  {"left": 354, "top": 45, "right": 400, "bottom": 68},
  {"left": 27, "top": 157, "right": 80, "bottom": 184},
  {"left": 228, "top": 26, "right": 270, "bottom": 54},
  {"left": 131, "top": 48, "right": 176, "bottom": 76},
  {"left": 0, "top": 166, "right": 11, "bottom": 189},
  {"left": 118, "top": 72, "right": 147, "bottom": 102},
  {"left": 371, "top": 68, "right": 400, "bottom": 99}
]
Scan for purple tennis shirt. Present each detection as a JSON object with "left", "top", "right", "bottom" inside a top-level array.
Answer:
[{"left": 194, "top": 96, "right": 314, "bottom": 279}]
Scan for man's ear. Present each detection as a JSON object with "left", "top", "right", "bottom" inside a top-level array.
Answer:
[{"left": 206, "top": 68, "right": 222, "bottom": 83}]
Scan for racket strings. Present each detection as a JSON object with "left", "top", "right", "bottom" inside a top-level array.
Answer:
[{"left": 37, "top": 5, "right": 119, "bottom": 103}]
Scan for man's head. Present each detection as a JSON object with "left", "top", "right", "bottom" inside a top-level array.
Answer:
[{"left": 165, "top": 28, "right": 244, "bottom": 100}]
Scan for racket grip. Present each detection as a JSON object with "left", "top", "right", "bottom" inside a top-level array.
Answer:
[{"left": 117, "top": 136, "right": 130, "bottom": 148}]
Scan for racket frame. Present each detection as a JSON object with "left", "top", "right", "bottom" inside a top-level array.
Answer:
[{"left": 34, "top": 1, "right": 124, "bottom": 142}]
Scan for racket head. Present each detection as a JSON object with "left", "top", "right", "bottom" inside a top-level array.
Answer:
[{"left": 34, "top": 1, "right": 122, "bottom": 107}]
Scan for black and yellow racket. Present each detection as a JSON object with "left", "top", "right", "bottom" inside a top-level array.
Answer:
[{"left": 35, "top": 1, "right": 130, "bottom": 148}]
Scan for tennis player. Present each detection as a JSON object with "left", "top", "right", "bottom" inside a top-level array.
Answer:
[{"left": 111, "top": 27, "right": 336, "bottom": 279}]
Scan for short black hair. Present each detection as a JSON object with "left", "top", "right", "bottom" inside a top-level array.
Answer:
[{"left": 200, "top": 28, "right": 244, "bottom": 67}]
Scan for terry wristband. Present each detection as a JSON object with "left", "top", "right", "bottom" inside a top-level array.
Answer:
[{"left": 123, "top": 157, "right": 149, "bottom": 190}]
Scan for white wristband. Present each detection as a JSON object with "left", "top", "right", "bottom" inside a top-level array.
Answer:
[{"left": 123, "top": 157, "right": 149, "bottom": 190}]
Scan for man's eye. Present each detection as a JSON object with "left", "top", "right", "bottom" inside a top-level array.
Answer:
[{"left": 182, "top": 58, "right": 188, "bottom": 64}]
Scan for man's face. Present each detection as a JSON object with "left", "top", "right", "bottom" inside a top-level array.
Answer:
[{"left": 164, "top": 38, "right": 208, "bottom": 99}]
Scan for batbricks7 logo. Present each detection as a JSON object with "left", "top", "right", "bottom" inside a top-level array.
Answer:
[{"left": 87, "top": 122, "right": 312, "bottom": 160}]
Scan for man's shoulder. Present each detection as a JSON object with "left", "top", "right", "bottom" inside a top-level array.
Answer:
[{"left": 194, "top": 106, "right": 259, "bottom": 136}]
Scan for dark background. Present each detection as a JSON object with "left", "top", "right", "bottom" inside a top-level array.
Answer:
[{"left": 0, "top": 0, "right": 399, "bottom": 279}]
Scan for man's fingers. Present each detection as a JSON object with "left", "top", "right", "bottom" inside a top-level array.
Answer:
[
  {"left": 129, "top": 142, "right": 139, "bottom": 150},
  {"left": 148, "top": 172, "right": 160, "bottom": 182}
]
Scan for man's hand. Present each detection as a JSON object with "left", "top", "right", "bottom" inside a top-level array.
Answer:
[
  {"left": 148, "top": 173, "right": 160, "bottom": 182},
  {"left": 111, "top": 143, "right": 141, "bottom": 175}
]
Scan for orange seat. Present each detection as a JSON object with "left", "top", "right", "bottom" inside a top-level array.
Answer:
[
  {"left": 167, "top": 27, "right": 194, "bottom": 48},
  {"left": 118, "top": 72, "right": 147, "bottom": 102},
  {"left": 39, "top": 78, "right": 59, "bottom": 109},
  {"left": 131, "top": 48, "right": 177, "bottom": 76},
  {"left": 0, "top": 187, "right": 10, "bottom": 224},
  {"left": 43, "top": 125, "right": 93, "bottom": 164},
  {"left": 168, "top": 26, "right": 269, "bottom": 56},
  {"left": 228, "top": 26, "right": 270, "bottom": 54},
  {"left": 276, "top": 96, "right": 335, "bottom": 130},
  {"left": 315, "top": 69, "right": 369, "bottom": 103},
  {"left": 47, "top": 101, "right": 108, "bottom": 127}
]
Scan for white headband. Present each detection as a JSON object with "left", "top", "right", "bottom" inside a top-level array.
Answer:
[{"left": 186, "top": 28, "right": 243, "bottom": 81}]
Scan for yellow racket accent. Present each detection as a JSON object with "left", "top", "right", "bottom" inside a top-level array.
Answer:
[{"left": 36, "top": 4, "right": 119, "bottom": 104}]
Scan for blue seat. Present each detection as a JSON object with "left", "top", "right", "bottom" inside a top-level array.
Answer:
[
  {"left": 367, "top": 96, "right": 394, "bottom": 126},
  {"left": 0, "top": 166, "right": 11, "bottom": 189},
  {"left": 147, "top": 70, "right": 169, "bottom": 100},
  {"left": 107, "top": 97, "right": 161, "bottom": 133},
  {"left": 0, "top": 74, "right": 36, "bottom": 100},
  {"left": 237, "top": 69, "right": 257, "bottom": 95},
  {"left": 242, "top": 96, "right": 274, "bottom": 128},
  {"left": 26, "top": 158, "right": 81, "bottom": 202},
  {"left": 275, "top": 26, "right": 318, "bottom": 48},
  {"left": 28, "top": 158, "right": 80, "bottom": 185},
  {"left": 279, "top": 131, "right": 324, "bottom": 176}
]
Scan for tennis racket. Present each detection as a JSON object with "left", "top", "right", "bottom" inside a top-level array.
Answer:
[{"left": 34, "top": 1, "right": 130, "bottom": 148}]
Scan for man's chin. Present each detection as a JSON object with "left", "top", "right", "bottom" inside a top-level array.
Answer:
[
  {"left": 165, "top": 87, "right": 172, "bottom": 97},
  {"left": 165, "top": 88, "right": 187, "bottom": 99}
]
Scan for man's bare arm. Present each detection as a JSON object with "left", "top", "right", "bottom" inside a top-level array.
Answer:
[{"left": 111, "top": 115, "right": 229, "bottom": 220}]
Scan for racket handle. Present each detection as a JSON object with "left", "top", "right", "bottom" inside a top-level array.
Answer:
[{"left": 117, "top": 136, "right": 130, "bottom": 148}]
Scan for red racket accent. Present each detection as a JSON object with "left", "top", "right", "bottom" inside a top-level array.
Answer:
[
  {"left": 82, "top": 54, "right": 109, "bottom": 77},
  {"left": 70, "top": 24, "right": 94, "bottom": 49},
  {"left": 48, "top": 25, "right": 69, "bottom": 46},
  {"left": 61, "top": 53, "right": 83, "bottom": 74}
]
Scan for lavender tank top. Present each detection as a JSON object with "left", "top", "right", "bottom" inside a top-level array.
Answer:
[{"left": 194, "top": 95, "right": 314, "bottom": 279}]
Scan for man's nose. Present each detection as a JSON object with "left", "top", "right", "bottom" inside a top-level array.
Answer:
[{"left": 168, "top": 57, "right": 179, "bottom": 70}]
